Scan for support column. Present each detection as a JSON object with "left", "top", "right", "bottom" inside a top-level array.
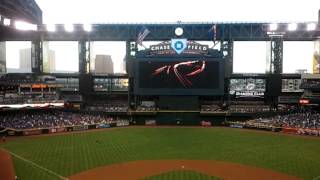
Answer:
[
  {"left": 126, "top": 41, "right": 136, "bottom": 109},
  {"left": 31, "top": 40, "right": 42, "bottom": 74},
  {"left": 79, "top": 40, "right": 91, "bottom": 74},
  {"left": 269, "top": 36, "right": 283, "bottom": 74},
  {"left": 266, "top": 36, "right": 283, "bottom": 108},
  {"left": 0, "top": 42, "right": 6, "bottom": 73},
  {"left": 78, "top": 40, "right": 88, "bottom": 74},
  {"left": 221, "top": 40, "right": 233, "bottom": 77},
  {"left": 221, "top": 40, "right": 233, "bottom": 107}
]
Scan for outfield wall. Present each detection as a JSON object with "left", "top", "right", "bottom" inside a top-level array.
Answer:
[{"left": 4, "top": 121, "right": 130, "bottom": 137}]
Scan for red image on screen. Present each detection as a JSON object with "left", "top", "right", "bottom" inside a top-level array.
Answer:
[{"left": 152, "top": 60, "right": 205, "bottom": 87}]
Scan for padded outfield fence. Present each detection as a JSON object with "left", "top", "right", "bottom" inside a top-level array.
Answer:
[{"left": 3, "top": 120, "right": 130, "bottom": 137}]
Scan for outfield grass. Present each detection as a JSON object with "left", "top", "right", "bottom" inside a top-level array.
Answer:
[
  {"left": 142, "top": 170, "right": 221, "bottom": 180},
  {"left": 1, "top": 127, "right": 320, "bottom": 180}
]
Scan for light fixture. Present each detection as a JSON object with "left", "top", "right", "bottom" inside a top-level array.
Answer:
[
  {"left": 15, "top": 21, "right": 37, "bottom": 31},
  {"left": 288, "top": 23, "right": 297, "bottom": 31},
  {"left": 3, "top": 18, "right": 10, "bottom": 26},
  {"left": 46, "top": 24, "right": 56, "bottom": 32},
  {"left": 307, "top": 23, "right": 316, "bottom": 31},
  {"left": 175, "top": 27, "right": 184, "bottom": 36},
  {"left": 83, "top": 24, "right": 92, "bottom": 32},
  {"left": 64, "top": 24, "right": 74, "bottom": 32},
  {"left": 269, "top": 23, "right": 278, "bottom": 31}
]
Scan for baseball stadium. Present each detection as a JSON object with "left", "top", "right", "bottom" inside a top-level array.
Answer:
[{"left": 0, "top": 1, "right": 320, "bottom": 180}]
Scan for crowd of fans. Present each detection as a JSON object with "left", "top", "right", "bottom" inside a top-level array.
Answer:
[
  {"left": 270, "top": 111, "right": 320, "bottom": 129},
  {"left": 0, "top": 110, "right": 117, "bottom": 129},
  {"left": 86, "top": 102, "right": 128, "bottom": 112},
  {"left": 0, "top": 95, "right": 60, "bottom": 105},
  {"left": 249, "top": 110, "right": 320, "bottom": 130},
  {"left": 136, "top": 105, "right": 157, "bottom": 112},
  {"left": 86, "top": 101, "right": 158, "bottom": 112},
  {"left": 200, "top": 104, "right": 271, "bottom": 113},
  {"left": 200, "top": 101, "right": 276, "bottom": 113},
  {"left": 135, "top": 101, "right": 157, "bottom": 111},
  {"left": 300, "top": 80, "right": 320, "bottom": 89},
  {"left": 228, "top": 101, "right": 272, "bottom": 113},
  {"left": 201, "top": 105, "right": 224, "bottom": 112},
  {"left": 228, "top": 105, "right": 271, "bottom": 113}
]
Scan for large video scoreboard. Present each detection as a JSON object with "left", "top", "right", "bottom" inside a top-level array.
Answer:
[
  {"left": 134, "top": 58, "right": 224, "bottom": 95},
  {"left": 229, "top": 78, "right": 266, "bottom": 98}
]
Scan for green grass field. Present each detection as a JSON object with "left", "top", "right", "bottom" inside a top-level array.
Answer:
[
  {"left": 142, "top": 170, "right": 221, "bottom": 180},
  {"left": 1, "top": 127, "right": 320, "bottom": 180}
]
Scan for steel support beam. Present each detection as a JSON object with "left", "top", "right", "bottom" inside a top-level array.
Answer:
[
  {"left": 221, "top": 40, "right": 233, "bottom": 77},
  {"left": 78, "top": 40, "right": 88, "bottom": 74},
  {"left": 269, "top": 37, "right": 283, "bottom": 74},
  {"left": 31, "top": 40, "right": 42, "bottom": 73},
  {"left": 1, "top": 23, "right": 319, "bottom": 41}
]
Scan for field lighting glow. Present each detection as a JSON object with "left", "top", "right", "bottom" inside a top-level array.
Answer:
[
  {"left": 15, "top": 21, "right": 37, "bottom": 31},
  {"left": 46, "top": 24, "right": 56, "bottom": 32},
  {"left": 65, "top": 24, "right": 74, "bottom": 32},
  {"left": 269, "top": 23, "right": 278, "bottom": 31},
  {"left": 4, "top": 18, "right": 11, "bottom": 26},
  {"left": 306, "top": 23, "right": 316, "bottom": 31},
  {"left": 288, "top": 23, "right": 297, "bottom": 31},
  {"left": 83, "top": 24, "right": 92, "bottom": 32}
]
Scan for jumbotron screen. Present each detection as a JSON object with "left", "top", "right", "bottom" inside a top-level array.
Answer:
[
  {"left": 134, "top": 58, "right": 224, "bottom": 95},
  {"left": 229, "top": 78, "right": 265, "bottom": 97}
]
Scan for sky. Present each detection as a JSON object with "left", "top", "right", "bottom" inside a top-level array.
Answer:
[
  {"left": 6, "top": 41, "right": 32, "bottom": 73},
  {"left": 5, "top": 0, "right": 320, "bottom": 73}
]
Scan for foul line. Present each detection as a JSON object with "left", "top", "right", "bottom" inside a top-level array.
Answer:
[{"left": 1, "top": 148, "right": 68, "bottom": 180}]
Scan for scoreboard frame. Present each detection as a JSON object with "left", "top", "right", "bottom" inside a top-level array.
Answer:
[{"left": 133, "top": 57, "right": 225, "bottom": 96}]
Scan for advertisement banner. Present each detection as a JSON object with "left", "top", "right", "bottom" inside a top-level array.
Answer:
[
  {"left": 201, "top": 121, "right": 212, "bottom": 126},
  {"left": 99, "top": 124, "right": 110, "bottom": 128},
  {"left": 73, "top": 125, "right": 88, "bottom": 131},
  {"left": 56, "top": 127, "right": 66, "bottom": 133},
  {"left": 50, "top": 128, "right": 57, "bottom": 133},
  {"left": 145, "top": 120, "right": 156, "bottom": 126},
  {"left": 23, "top": 129, "right": 42, "bottom": 136}
]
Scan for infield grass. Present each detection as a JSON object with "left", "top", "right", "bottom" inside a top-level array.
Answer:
[{"left": 142, "top": 170, "right": 221, "bottom": 180}]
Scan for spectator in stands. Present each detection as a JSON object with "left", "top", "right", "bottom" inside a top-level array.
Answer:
[
  {"left": 0, "top": 110, "right": 122, "bottom": 130},
  {"left": 248, "top": 109, "right": 320, "bottom": 131}
]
